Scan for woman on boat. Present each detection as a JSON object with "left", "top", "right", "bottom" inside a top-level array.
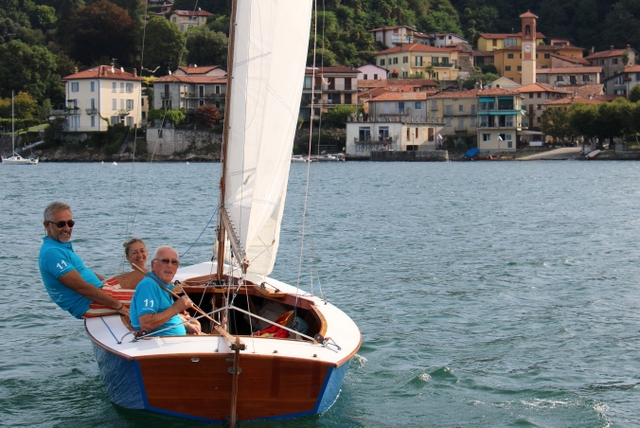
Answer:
[
  {"left": 84, "top": 238, "right": 147, "bottom": 318},
  {"left": 107, "top": 238, "right": 149, "bottom": 289}
]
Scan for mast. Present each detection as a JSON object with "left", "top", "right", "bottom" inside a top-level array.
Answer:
[
  {"left": 11, "top": 90, "right": 14, "bottom": 154},
  {"left": 216, "top": 0, "right": 238, "bottom": 281}
]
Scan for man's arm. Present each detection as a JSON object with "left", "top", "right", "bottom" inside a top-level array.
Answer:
[
  {"left": 58, "top": 270, "right": 129, "bottom": 316},
  {"left": 138, "top": 295, "right": 192, "bottom": 332}
]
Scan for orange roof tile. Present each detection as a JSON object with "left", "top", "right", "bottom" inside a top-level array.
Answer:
[
  {"left": 517, "top": 83, "right": 570, "bottom": 94},
  {"left": 370, "top": 92, "right": 428, "bottom": 102},
  {"left": 378, "top": 44, "right": 456, "bottom": 54},
  {"left": 585, "top": 48, "right": 631, "bottom": 60},
  {"left": 177, "top": 65, "right": 225, "bottom": 75},
  {"left": 62, "top": 65, "right": 141, "bottom": 81},
  {"left": 154, "top": 74, "right": 226, "bottom": 84},
  {"left": 536, "top": 66, "right": 601, "bottom": 74},
  {"left": 429, "top": 89, "right": 479, "bottom": 99}
]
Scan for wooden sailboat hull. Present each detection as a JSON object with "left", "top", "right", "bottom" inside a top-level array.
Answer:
[
  {"left": 91, "top": 342, "right": 351, "bottom": 422},
  {"left": 86, "top": 264, "right": 361, "bottom": 423}
]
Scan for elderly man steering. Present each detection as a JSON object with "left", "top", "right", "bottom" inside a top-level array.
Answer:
[{"left": 129, "top": 246, "right": 202, "bottom": 336}]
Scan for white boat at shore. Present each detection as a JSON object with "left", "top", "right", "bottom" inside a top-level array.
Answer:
[
  {"left": 2, "top": 91, "right": 38, "bottom": 165},
  {"left": 316, "top": 153, "right": 345, "bottom": 162},
  {"left": 85, "top": 1, "right": 361, "bottom": 425}
]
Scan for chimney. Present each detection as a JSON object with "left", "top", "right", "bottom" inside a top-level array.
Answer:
[
  {"left": 610, "top": 45, "right": 614, "bottom": 50},
  {"left": 133, "top": 68, "right": 137, "bottom": 77},
  {"left": 74, "top": 66, "right": 78, "bottom": 74},
  {"left": 627, "top": 44, "right": 631, "bottom": 50}
]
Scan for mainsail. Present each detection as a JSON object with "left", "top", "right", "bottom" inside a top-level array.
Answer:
[{"left": 220, "top": 0, "right": 312, "bottom": 276}]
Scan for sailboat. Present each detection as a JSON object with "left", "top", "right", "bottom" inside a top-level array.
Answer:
[
  {"left": 84, "top": 0, "right": 361, "bottom": 424},
  {"left": 1, "top": 91, "right": 38, "bottom": 165}
]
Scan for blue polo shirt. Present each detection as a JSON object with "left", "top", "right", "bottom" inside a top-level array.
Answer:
[
  {"left": 39, "top": 236, "right": 103, "bottom": 319},
  {"left": 129, "top": 272, "right": 186, "bottom": 336}
]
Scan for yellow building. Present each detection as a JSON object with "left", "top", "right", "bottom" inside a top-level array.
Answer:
[
  {"left": 494, "top": 45, "right": 586, "bottom": 83},
  {"left": 375, "top": 44, "right": 460, "bottom": 81},
  {"left": 427, "top": 89, "right": 480, "bottom": 138},
  {"left": 477, "top": 32, "right": 546, "bottom": 52}
]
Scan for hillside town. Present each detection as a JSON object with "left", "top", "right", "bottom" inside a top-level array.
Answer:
[{"left": 32, "top": 6, "right": 640, "bottom": 160}]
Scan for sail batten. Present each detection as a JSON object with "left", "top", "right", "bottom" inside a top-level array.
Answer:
[{"left": 220, "top": 0, "right": 312, "bottom": 276}]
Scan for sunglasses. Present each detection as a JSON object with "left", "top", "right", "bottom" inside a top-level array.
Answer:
[
  {"left": 155, "top": 258, "right": 180, "bottom": 266},
  {"left": 48, "top": 220, "right": 75, "bottom": 228}
]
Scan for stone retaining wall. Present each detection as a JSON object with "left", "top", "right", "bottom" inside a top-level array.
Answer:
[{"left": 370, "top": 150, "right": 449, "bottom": 162}]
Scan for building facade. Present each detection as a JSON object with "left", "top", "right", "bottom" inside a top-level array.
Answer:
[
  {"left": 61, "top": 65, "right": 142, "bottom": 132},
  {"left": 603, "top": 64, "right": 640, "bottom": 96},
  {"left": 153, "top": 66, "right": 227, "bottom": 115},
  {"left": 427, "top": 89, "right": 479, "bottom": 141},
  {"left": 301, "top": 67, "right": 359, "bottom": 120},
  {"left": 167, "top": 9, "right": 214, "bottom": 32},
  {"left": 476, "top": 88, "right": 524, "bottom": 152},
  {"left": 517, "top": 83, "right": 569, "bottom": 130},
  {"left": 375, "top": 44, "right": 460, "bottom": 81},
  {"left": 345, "top": 92, "right": 444, "bottom": 156},
  {"left": 585, "top": 45, "right": 638, "bottom": 81}
]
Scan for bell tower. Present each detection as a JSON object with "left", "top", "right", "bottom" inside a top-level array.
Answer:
[{"left": 520, "top": 10, "right": 538, "bottom": 85}]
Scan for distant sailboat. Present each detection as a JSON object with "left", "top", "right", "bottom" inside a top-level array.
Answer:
[{"left": 2, "top": 91, "right": 38, "bottom": 165}]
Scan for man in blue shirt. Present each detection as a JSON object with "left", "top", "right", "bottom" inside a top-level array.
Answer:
[
  {"left": 129, "top": 246, "right": 200, "bottom": 336},
  {"left": 39, "top": 201, "right": 129, "bottom": 319}
]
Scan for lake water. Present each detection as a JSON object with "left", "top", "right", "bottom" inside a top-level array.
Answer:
[{"left": 2, "top": 160, "right": 640, "bottom": 427}]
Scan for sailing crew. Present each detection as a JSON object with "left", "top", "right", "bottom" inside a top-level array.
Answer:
[
  {"left": 38, "top": 201, "right": 130, "bottom": 319},
  {"left": 129, "top": 246, "right": 202, "bottom": 335}
]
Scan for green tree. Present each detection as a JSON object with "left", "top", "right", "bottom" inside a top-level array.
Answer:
[
  {"left": 598, "top": 98, "right": 630, "bottom": 145},
  {"left": 58, "top": 0, "right": 139, "bottom": 68},
  {"left": 602, "top": 0, "right": 640, "bottom": 53},
  {"left": 141, "top": 17, "right": 186, "bottom": 74},
  {"left": 568, "top": 102, "right": 600, "bottom": 141},
  {"left": 148, "top": 108, "right": 185, "bottom": 127},
  {"left": 186, "top": 27, "right": 227, "bottom": 67},
  {"left": 629, "top": 85, "right": 640, "bottom": 103},
  {"left": 418, "top": 0, "right": 462, "bottom": 34},
  {"left": 86, "top": 0, "right": 142, "bottom": 21},
  {"left": 0, "top": 40, "right": 63, "bottom": 103},
  {"left": 540, "top": 107, "right": 572, "bottom": 142},
  {"left": 324, "top": 105, "right": 358, "bottom": 127},
  {"left": 171, "top": 0, "right": 229, "bottom": 15}
]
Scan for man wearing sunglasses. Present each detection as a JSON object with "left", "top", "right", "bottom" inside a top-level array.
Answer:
[
  {"left": 129, "top": 246, "right": 200, "bottom": 336},
  {"left": 39, "top": 201, "right": 129, "bottom": 319}
]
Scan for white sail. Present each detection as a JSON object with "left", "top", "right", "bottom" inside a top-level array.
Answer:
[{"left": 222, "top": 0, "right": 312, "bottom": 275}]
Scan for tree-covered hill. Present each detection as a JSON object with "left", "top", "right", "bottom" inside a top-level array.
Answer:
[{"left": 1, "top": 0, "right": 639, "bottom": 119}]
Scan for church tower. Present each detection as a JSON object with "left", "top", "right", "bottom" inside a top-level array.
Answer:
[{"left": 520, "top": 11, "right": 538, "bottom": 85}]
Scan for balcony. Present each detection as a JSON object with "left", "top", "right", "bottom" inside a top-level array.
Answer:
[
  {"left": 117, "top": 109, "right": 131, "bottom": 117},
  {"left": 85, "top": 108, "right": 98, "bottom": 115}
]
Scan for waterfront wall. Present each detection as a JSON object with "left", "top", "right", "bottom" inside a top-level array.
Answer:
[
  {"left": 370, "top": 150, "right": 449, "bottom": 162},
  {"left": 146, "top": 127, "right": 221, "bottom": 156}
]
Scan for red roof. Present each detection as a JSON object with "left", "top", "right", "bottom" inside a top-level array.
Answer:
[
  {"left": 517, "top": 83, "right": 569, "bottom": 94},
  {"left": 479, "top": 32, "right": 546, "bottom": 40},
  {"left": 177, "top": 65, "right": 225, "bottom": 75},
  {"left": 154, "top": 74, "right": 226, "bottom": 84},
  {"left": 370, "top": 92, "right": 428, "bottom": 102},
  {"left": 477, "top": 88, "right": 520, "bottom": 96},
  {"left": 305, "top": 66, "right": 360, "bottom": 74},
  {"left": 378, "top": 44, "right": 457, "bottom": 54},
  {"left": 536, "top": 66, "right": 601, "bottom": 74},
  {"left": 585, "top": 47, "right": 632, "bottom": 60},
  {"left": 429, "top": 89, "right": 480, "bottom": 99},
  {"left": 170, "top": 9, "right": 214, "bottom": 17},
  {"left": 62, "top": 65, "right": 141, "bottom": 81}
]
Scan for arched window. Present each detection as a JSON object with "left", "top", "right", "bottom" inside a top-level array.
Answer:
[{"left": 525, "top": 25, "right": 531, "bottom": 36}]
